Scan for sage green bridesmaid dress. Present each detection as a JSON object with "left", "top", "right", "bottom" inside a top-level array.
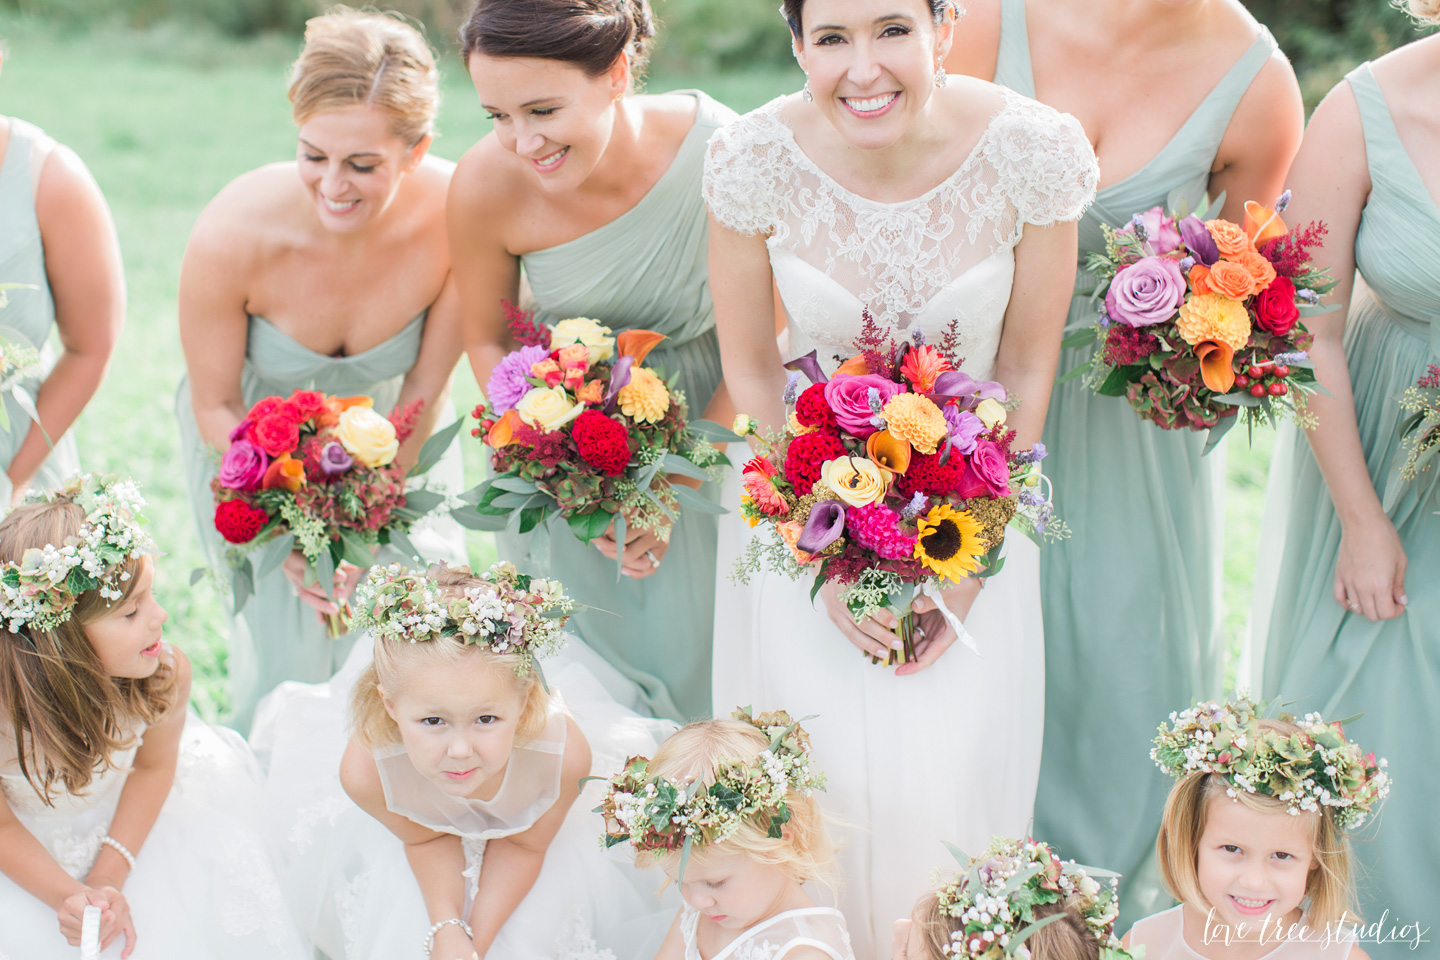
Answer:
[
  {"left": 499, "top": 91, "right": 735, "bottom": 723},
  {"left": 1255, "top": 64, "right": 1438, "bottom": 959},
  {"left": 0, "top": 119, "right": 81, "bottom": 497},
  {"left": 177, "top": 314, "right": 466, "bottom": 734},
  {"left": 992, "top": 0, "right": 1277, "bottom": 921}
]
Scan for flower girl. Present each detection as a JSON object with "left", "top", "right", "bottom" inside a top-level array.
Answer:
[
  {"left": 257, "top": 561, "right": 675, "bottom": 960},
  {"left": 889, "top": 836, "right": 1136, "bottom": 960},
  {"left": 598, "top": 709, "right": 854, "bottom": 960},
  {"left": 0, "top": 475, "right": 306, "bottom": 959},
  {"left": 1127, "top": 696, "right": 1387, "bottom": 959}
]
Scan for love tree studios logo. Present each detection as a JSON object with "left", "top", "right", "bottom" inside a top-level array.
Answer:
[{"left": 1204, "top": 909, "right": 1431, "bottom": 950}]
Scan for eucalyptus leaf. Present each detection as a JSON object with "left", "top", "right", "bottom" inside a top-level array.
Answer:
[
  {"left": 451, "top": 506, "right": 510, "bottom": 531},
  {"left": 1202, "top": 415, "right": 1238, "bottom": 456},
  {"left": 339, "top": 528, "right": 376, "bottom": 568},
  {"left": 1007, "top": 913, "right": 1071, "bottom": 954},
  {"left": 230, "top": 561, "right": 254, "bottom": 613},
  {"left": 660, "top": 453, "right": 711, "bottom": 481},
  {"left": 387, "top": 528, "right": 423, "bottom": 563},
  {"left": 254, "top": 533, "right": 296, "bottom": 581},
  {"left": 189, "top": 567, "right": 207, "bottom": 587},
  {"left": 1095, "top": 365, "right": 1136, "bottom": 397},
  {"left": 491, "top": 476, "right": 540, "bottom": 494},
  {"left": 494, "top": 491, "right": 544, "bottom": 509},
  {"left": 686, "top": 419, "right": 745, "bottom": 444},
  {"left": 672, "top": 484, "right": 727, "bottom": 515},
  {"left": 942, "top": 841, "right": 970, "bottom": 867},
  {"left": 518, "top": 505, "right": 548, "bottom": 534},
  {"left": 398, "top": 489, "right": 446, "bottom": 517},
  {"left": 1060, "top": 327, "right": 1099, "bottom": 349},
  {"left": 610, "top": 512, "right": 627, "bottom": 582},
  {"left": 315, "top": 549, "right": 337, "bottom": 602},
  {"left": 1054, "top": 363, "right": 1090, "bottom": 385},
  {"left": 457, "top": 481, "right": 491, "bottom": 505},
  {"left": 643, "top": 485, "right": 676, "bottom": 521},
  {"left": 406, "top": 417, "right": 463, "bottom": 478}
]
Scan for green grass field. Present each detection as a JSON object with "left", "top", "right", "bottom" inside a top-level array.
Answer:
[{"left": 0, "top": 15, "right": 1268, "bottom": 717}]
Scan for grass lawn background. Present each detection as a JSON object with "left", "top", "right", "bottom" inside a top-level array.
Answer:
[{"left": 0, "top": 14, "right": 1269, "bottom": 719}]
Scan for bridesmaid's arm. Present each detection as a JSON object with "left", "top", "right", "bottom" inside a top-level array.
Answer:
[
  {"left": 1278, "top": 82, "right": 1407, "bottom": 622},
  {"left": 708, "top": 218, "right": 786, "bottom": 434},
  {"left": 9, "top": 142, "right": 124, "bottom": 497},
  {"left": 392, "top": 272, "right": 464, "bottom": 473},
  {"left": 448, "top": 149, "right": 523, "bottom": 392},
  {"left": 1208, "top": 55, "right": 1304, "bottom": 223}
]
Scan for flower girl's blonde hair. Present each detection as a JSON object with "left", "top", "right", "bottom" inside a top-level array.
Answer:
[{"left": 907, "top": 891, "right": 1102, "bottom": 960}]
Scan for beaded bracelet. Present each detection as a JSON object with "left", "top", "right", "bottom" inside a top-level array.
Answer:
[
  {"left": 422, "top": 917, "right": 473, "bottom": 957},
  {"left": 99, "top": 835, "right": 136, "bottom": 870}
]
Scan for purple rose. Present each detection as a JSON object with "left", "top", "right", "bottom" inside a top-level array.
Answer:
[
  {"left": 219, "top": 439, "right": 268, "bottom": 492},
  {"left": 823, "top": 374, "right": 904, "bottom": 437},
  {"left": 942, "top": 405, "right": 985, "bottom": 455},
  {"left": 1104, "top": 256, "right": 1186, "bottom": 328},
  {"left": 485, "top": 344, "right": 551, "bottom": 414},
  {"left": 956, "top": 439, "right": 1012, "bottom": 499},
  {"left": 1179, "top": 215, "right": 1219, "bottom": 266},
  {"left": 1119, "top": 205, "right": 1182, "bottom": 255},
  {"left": 320, "top": 441, "right": 354, "bottom": 475}
]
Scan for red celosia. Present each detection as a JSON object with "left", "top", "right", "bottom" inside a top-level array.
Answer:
[
  {"left": 783, "top": 431, "right": 847, "bottom": 496},
  {"left": 214, "top": 499, "right": 269, "bottom": 544},
  {"left": 794, "top": 384, "right": 837, "bottom": 429},
  {"left": 1103, "top": 324, "right": 1161, "bottom": 366},
  {"left": 894, "top": 449, "right": 969, "bottom": 499},
  {"left": 505, "top": 422, "right": 575, "bottom": 471},
  {"left": 572, "top": 411, "right": 632, "bottom": 476}
]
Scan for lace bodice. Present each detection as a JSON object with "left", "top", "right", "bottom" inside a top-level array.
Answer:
[
  {"left": 704, "top": 88, "right": 1098, "bottom": 379},
  {"left": 681, "top": 904, "right": 856, "bottom": 960}
]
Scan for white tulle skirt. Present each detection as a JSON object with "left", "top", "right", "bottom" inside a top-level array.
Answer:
[{"left": 251, "top": 636, "right": 679, "bottom": 960}]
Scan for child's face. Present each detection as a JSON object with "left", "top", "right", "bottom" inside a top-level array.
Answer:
[
  {"left": 85, "top": 557, "right": 167, "bottom": 679},
  {"left": 665, "top": 847, "right": 795, "bottom": 932},
  {"left": 381, "top": 652, "right": 530, "bottom": 799},
  {"left": 1195, "top": 792, "right": 1317, "bottom": 931}
]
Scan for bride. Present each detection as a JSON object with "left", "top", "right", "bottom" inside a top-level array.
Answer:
[{"left": 705, "top": 0, "right": 1096, "bottom": 953}]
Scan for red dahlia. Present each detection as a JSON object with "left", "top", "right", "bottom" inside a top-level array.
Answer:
[
  {"left": 215, "top": 499, "right": 270, "bottom": 544},
  {"left": 794, "top": 384, "right": 837, "bottom": 429},
  {"left": 783, "top": 431, "right": 847, "bottom": 496},
  {"left": 571, "top": 410, "right": 632, "bottom": 476}
]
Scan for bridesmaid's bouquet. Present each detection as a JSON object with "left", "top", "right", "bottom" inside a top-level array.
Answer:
[
  {"left": 1392, "top": 364, "right": 1440, "bottom": 502},
  {"left": 731, "top": 313, "right": 1062, "bottom": 666},
  {"left": 461, "top": 305, "right": 734, "bottom": 560},
  {"left": 1076, "top": 193, "right": 1334, "bottom": 450},
  {"left": 210, "top": 388, "right": 458, "bottom": 636},
  {"left": 0, "top": 283, "right": 44, "bottom": 432}
]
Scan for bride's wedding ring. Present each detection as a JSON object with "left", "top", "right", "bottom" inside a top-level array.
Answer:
[
  {"left": 1349, "top": 601, "right": 1361, "bottom": 612},
  {"left": 645, "top": 549, "right": 661, "bottom": 569}
]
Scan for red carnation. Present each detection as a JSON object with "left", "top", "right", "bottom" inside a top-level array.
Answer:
[
  {"left": 250, "top": 413, "right": 301, "bottom": 457},
  {"left": 214, "top": 499, "right": 270, "bottom": 544},
  {"left": 571, "top": 410, "right": 632, "bottom": 476},
  {"left": 1252, "top": 276, "right": 1299, "bottom": 336},
  {"left": 894, "top": 449, "right": 968, "bottom": 500},
  {"left": 783, "top": 430, "right": 847, "bottom": 496},
  {"left": 794, "top": 384, "right": 837, "bottom": 429},
  {"left": 287, "top": 390, "right": 326, "bottom": 422}
]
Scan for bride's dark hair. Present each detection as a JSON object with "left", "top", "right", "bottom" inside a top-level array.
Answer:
[
  {"left": 782, "top": 0, "right": 953, "bottom": 36},
  {"left": 459, "top": 0, "right": 655, "bottom": 78}
]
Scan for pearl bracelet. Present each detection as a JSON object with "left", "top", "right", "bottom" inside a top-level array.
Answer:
[
  {"left": 422, "top": 918, "right": 472, "bottom": 957},
  {"left": 99, "top": 835, "right": 136, "bottom": 870}
]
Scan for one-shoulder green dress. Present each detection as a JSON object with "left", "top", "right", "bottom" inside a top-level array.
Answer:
[
  {"left": 0, "top": 118, "right": 81, "bottom": 497},
  {"left": 177, "top": 315, "right": 466, "bottom": 733},
  {"left": 992, "top": 0, "right": 1277, "bottom": 920},
  {"left": 1255, "top": 64, "right": 1437, "bottom": 959},
  {"left": 499, "top": 91, "right": 735, "bottom": 723}
]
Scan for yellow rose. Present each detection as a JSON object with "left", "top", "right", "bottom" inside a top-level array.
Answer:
[
  {"left": 549, "top": 317, "right": 615, "bottom": 361},
  {"left": 334, "top": 406, "right": 399, "bottom": 468},
  {"left": 819, "top": 456, "right": 888, "bottom": 507},
  {"left": 515, "top": 386, "right": 583, "bottom": 431},
  {"left": 975, "top": 398, "right": 1008, "bottom": 429}
]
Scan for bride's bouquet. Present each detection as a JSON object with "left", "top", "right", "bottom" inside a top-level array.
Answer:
[
  {"left": 731, "top": 313, "right": 1062, "bottom": 665},
  {"left": 461, "top": 305, "right": 734, "bottom": 562},
  {"left": 1073, "top": 193, "right": 1334, "bottom": 450},
  {"left": 210, "top": 388, "right": 458, "bottom": 636}
]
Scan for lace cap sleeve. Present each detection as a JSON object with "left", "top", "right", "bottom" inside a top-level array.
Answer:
[
  {"left": 986, "top": 96, "right": 1099, "bottom": 227},
  {"left": 703, "top": 108, "right": 790, "bottom": 237}
]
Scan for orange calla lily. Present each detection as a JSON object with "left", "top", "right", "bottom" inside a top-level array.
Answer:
[
  {"left": 865, "top": 429, "right": 912, "bottom": 475},
  {"left": 262, "top": 454, "right": 306, "bottom": 493},
  {"left": 1195, "top": 340, "right": 1237, "bottom": 393},
  {"left": 616, "top": 329, "right": 668, "bottom": 365},
  {"left": 833, "top": 355, "right": 871, "bottom": 377},
  {"left": 487, "top": 409, "right": 522, "bottom": 449},
  {"left": 1243, "top": 200, "right": 1288, "bottom": 246}
]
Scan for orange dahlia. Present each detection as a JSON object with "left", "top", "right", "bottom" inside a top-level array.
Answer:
[{"left": 881, "top": 393, "right": 948, "bottom": 455}]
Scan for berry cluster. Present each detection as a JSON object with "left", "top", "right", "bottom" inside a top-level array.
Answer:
[{"left": 1233, "top": 359, "right": 1292, "bottom": 398}]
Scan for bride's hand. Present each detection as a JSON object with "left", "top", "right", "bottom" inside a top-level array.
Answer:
[
  {"left": 282, "top": 551, "right": 363, "bottom": 617},
  {"left": 428, "top": 923, "right": 477, "bottom": 960},
  {"left": 818, "top": 581, "right": 905, "bottom": 661},
  {"left": 593, "top": 520, "right": 670, "bottom": 579},
  {"left": 894, "top": 578, "right": 982, "bottom": 677}
]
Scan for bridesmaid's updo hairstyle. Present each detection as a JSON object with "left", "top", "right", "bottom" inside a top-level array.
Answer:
[
  {"left": 782, "top": 0, "right": 953, "bottom": 36},
  {"left": 1401, "top": 0, "right": 1440, "bottom": 24},
  {"left": 459, "top": 0, "right": 655, "bottom": 79},
  {"left": 289, "top": 6, "right": 439, "bottom": 146}
]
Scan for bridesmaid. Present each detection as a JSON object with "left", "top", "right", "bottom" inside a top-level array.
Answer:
[
  {"left": 1254, "top": 9, "right": 1439, "bottom": 954},
  {"left": 450, "top": 0, "right": 734, "bottom": 722},
  {"left": 0, "top": 49, "right": 123, "bottom": 503},
  {"left": 947, "top": 0, "right": 1302, "bottom": 921},
  {"left": 177, "top": 9, "right": 466, "bottom": 732}
]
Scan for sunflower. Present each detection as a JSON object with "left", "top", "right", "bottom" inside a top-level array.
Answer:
[{"left": 913, "top": 503, "right": 987, "bottom": 582}]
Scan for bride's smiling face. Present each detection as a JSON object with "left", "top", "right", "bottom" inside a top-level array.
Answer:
[{"left": 792, "top": 0, "right": 953, "bottom": 150}]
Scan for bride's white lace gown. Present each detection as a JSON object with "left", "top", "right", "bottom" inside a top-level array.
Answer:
[{"left": 705, "top": 87, "right": 1098, "bottom": 956}]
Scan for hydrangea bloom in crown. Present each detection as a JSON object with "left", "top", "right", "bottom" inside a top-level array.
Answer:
[
  {"left": 597, "top": 708, "right": 825, "bottom": 864},
  {"left": 350, "top": 561, "right": 572, "bottom": 669},
  {"left": 0, "top": 474, "right": 156, "bottom": 633},
  {"left": 933, "top": 837, "right": 1135, "bottom": 960},
  {"left": 1151, "top": 695, "right": 1390, "bottom": 829}
]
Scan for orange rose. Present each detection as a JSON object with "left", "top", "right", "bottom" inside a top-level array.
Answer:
[
  {"left": 1233, "top": 250, "right": 1277, "bottom": 292},
  {"left": 1202, "top": 259, "right": 1259, "bottom": 301},
  {"left": 1188, "top": 263, "right": 1215, "bottom": 297},
  {"left": 1206, "top": 219, "right": 1256, "bottom": 258}
]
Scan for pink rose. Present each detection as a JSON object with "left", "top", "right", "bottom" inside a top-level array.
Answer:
[
  {"left": 954, "top": 439, "right": 1011, "bottom": 499},
  {"left": 1104, "top": 256, "right": 1186, "bottom": 328},
  {"left": 1119, "top": 205, "right": 1183, "bottom": 255},
  {"left": 219, "top": 439, "right": 269, "bottom": 492},
  {"left": 823, "top": 374, "right": 904, "bottom": 438}
]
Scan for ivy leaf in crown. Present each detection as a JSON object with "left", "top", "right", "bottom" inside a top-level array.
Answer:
[
  {"left": 1151, "top": 695, "right": 1390, "bottom": 830},
  {"left": 350, "top": 561, "right": 572, "bottom": 670},
  {"left": 932, "top": 837, "right": 1137, "bottom": 960},
  {"left": 0, "top": 474, "right": 156, "bottom": 634}
]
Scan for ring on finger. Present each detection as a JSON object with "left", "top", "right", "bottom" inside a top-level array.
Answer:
[
  {"left": 1348, "top": 601, "right": 1361, "bottom": 612},
  {"left": 645, "top": 549, "right": 660, "bottom": 569}
]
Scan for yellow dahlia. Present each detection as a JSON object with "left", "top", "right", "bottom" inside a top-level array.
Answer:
[
  {"left": 913, "top": 503, "right": 987, "bottom": 583},
  {"left": 618, "top": 367, "right": 671, "bottom": 424},
  {"left": 1176, "top": 293, "right": 1251, "bottom": 352},
  {"left": 881, "top": 393, "right": 948, "bottom": 455}
]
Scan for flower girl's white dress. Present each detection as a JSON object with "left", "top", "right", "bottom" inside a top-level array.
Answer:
[
  {"left": 680, "top": 903, "right": 856, "bottom": 960},
  {"left": 253, "top": 637, "right": 678, "bottom": 960}
]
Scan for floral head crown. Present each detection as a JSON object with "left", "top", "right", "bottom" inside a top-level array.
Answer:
[
  {"left": 0, "top": 474, "right": 156, "bottom": 634},
  {"left": 1152, "top": 695, "right": 1390, "bottom": 830},
  {"left": 597, "top": 708, "right": 826, "bottom": 873},
  {"left": 932, "top": 837, "right": 1136, "bottom": 960},
  {"left": 351, "top": 561, "right": 572, "bottom": 668}
]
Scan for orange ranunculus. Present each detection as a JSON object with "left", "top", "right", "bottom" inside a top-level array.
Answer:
[
  {"left": 1194, "top": 340, "right": 1237, "bottom": 393},
  {"left": 866, "top": 429, "right": 912, "bottom": 475},
  {"left": 1206, "top": 219, "right": 1256, "bottom": 258},
  {"left": 833, "top": 355, "right": 871, "bottom": 377},
  {"left": 1243, "top": 200, "right": 1288, "bottom": 246},
  {"left": 574, "top": 379, "right": 605, "bottom": 405},
  {"left": 316, "top": 395, "right": 373, "bottom": 428},
  {"left": 616, "top": 329, "right": 667, "bottom": 365},
  {"left": 1203, "top": 259, "right": 1260, "bottom": 301},
  {"left": 487, "top": 409, "right": 522, "bottom": 448},
  {"left": 262, "top": 453, "right": 306, "bottom": 493},
  {"left": 1234, "top": 250, "right": 1277, "bottom": 292}
]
